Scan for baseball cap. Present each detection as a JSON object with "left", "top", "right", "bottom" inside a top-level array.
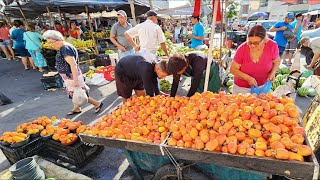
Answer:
[
  {"left": 286, "top": 12, "right": 294, "bottom": 19},
  {"left": 300, "top": 37, "right": 310, "bottom": 45},
  {"left": 146, "top": 10, "right": 157, "bottom": 17},
  {"left": 117, "top": 10, "right": 127, "bottom": 17}
]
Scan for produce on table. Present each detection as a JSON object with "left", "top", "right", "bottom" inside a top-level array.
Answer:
[
  {"left": 160, "top": 79, "right": 171, "bottom": 91},
  {"left": 42, "top": 39, "right": 95, "bottom": 49},
  {"left": 297, "top": 87, "right": 309, "bottom": 97},
  {"left": 307, "top": 88, "right": 317, "bottom": 97},
  {"left": 83, "top": 31, "right": 109, "bottom": 39},
  {"left": 105, "top": 50, "right": 115, "bottom": 54},
  {"left": 0, "top": 116, "right": 82, "bottom": 146},
  {"left": 0, "top": 132, "right": 28, "bottom": 144},
  {"left": 226, "top": 79, "right": 234, "bottom": 87},
  {"left": 83, "top": 95, "right": 190, "bottom": 144},
  {"left": 164, "top": 32, "right": 173, "bottom": 39},
  {"left": 298, "top": 77, "right": 307, "bottom": 87},
  {"left": 83, "top": 91, "right": 312, "bottom": 161}
]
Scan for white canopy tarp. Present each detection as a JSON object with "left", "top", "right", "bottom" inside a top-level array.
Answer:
[{"left": 303, "top": 10, "right": 320, "bottom": 16}]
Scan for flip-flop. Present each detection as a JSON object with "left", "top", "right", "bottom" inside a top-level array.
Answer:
[
  {"left": 67, "top": 111, "right": 82, "bottom": 115},
  {"left": 25, "top": 68, "right": 29, "bottom": 71},
  {"left": 282, "top": 61, "right": 288, "bottom": 65},
  {"left": 95, "top": 102, "right": 103, "bottom": 113}
]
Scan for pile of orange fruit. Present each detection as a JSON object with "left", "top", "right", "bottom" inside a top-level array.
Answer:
[{"left": 84, "top": 91, "right": 312, "bottom": 162}]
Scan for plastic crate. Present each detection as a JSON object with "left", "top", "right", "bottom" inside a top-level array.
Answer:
[
  {"left": 0, "top": 137, "right": 46, "bottom": 164},
  {"left": 44, "top": 139, "right": 104, "bottom": 168},
  {"left": 79, "top": 53, "right": 90, "bottom": 62},
  {"left": 40, "top": 74, "right": 64, "bottom": 90}
]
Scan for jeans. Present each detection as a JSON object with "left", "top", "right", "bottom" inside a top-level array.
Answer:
[{"left": 118, "top": 49, "right": 134, "bottom": 59}]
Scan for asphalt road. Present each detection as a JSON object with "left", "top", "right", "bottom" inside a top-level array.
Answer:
[{"left": 0, "top": 54, "right": 312, "bottom": 179}]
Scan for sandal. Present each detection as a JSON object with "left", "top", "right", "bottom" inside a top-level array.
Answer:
[
  {"left": 67, "top": 111, "right": 82, "bottom": 115},
  {"left": 25, "top": 68, "right": 29, "bottom": 71},
  {"left": 282, "top": 61, "right": 288, "bottom": 65},
  {"left": 95, "top": 102, "right": 103, "bottom": 113}
]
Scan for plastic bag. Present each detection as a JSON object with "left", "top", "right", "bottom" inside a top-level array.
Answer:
[
  {"left": 72, "top": 87, "right": 88, "bottom": 107},
  {"left": 250, "top": 81, "right": 272, "bottom": 95},
  {"left": 301, "top": 75, "right": 313, "bottom": 88},
  {"left": 85, "top": 73, "right": 108, "bottom": 86}
]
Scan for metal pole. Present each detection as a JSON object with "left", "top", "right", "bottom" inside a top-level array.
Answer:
[
  {"left": 204, "top": 0, "right": 219, "bottom": 92},
  {"left": 46, "top": 6, "right": 55, "bottom": 30},
  {"left": 16, "top": 0, "right": 27, "bottom": 22},
  {"left": 129, "top": 0, "right": 137, "bottom": 26},
  {"left": 85, "top": 6, "right": 99, "bottom": 55}
]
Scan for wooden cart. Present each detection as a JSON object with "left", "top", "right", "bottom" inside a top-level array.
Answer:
[{"left": 79, "top": 133, "right": 319, "bottom": 180}]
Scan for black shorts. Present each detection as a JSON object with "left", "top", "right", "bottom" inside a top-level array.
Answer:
[{"left": 115, "top": 73, "right": 144, "bottom": 99}]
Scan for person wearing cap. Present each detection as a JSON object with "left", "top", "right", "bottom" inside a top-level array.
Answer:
[
  {"left": 115, "top": 54, "right": 187, "bottom": 103},
  {"left": 270, "top": 12, "right": 294, "bottom": 58},
  {"left": 300, "top": 37, "right": 320, "bottom": 74},
  {"left": 282, "top": 13, "right": 303, "bottom": 66},
  {"left": 124, "top": 10, "right": 169, "bottom": 57},
  {"left": 110, "top": 10, "right": 133, "bottom": 59},
  {"left": 188, "top": 14, "right": 204, "bottom": 49},
  {"left": 168, "top": 51, "right": 220, "bottom": 97}
]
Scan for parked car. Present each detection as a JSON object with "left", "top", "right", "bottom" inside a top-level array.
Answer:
[{"left": 244, "top": 20, "right": 278, "bottom": 31}]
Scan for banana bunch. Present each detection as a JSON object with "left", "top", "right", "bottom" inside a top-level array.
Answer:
[
  {"left": 85, "top": 69, "right": 95, "bottom": 78},
  {"left": 41, "top": 41, "right": 54, "bottom": 49},
  {"left": 68, "top": 39, "right": 95, "bottom": 48},
  {"left": 160, "top": 79, "right": 171, "bottom": 91},
  {"left": 203, "top": 48, "right": 228, "bottom": 59}
]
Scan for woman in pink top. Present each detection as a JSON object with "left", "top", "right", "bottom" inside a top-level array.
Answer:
[
  {"left": 0, "top": 22, "right": 15, "bottom": 61},
  {"left": 230, "top": 25, "right": 280, "bottom": 94}
]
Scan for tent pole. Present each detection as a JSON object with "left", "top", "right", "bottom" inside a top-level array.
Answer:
[
  {"left": 58, "top": 7, "right": 63, "bottom": 24},
  {"left": 219, "top": 0, "right": 223, "bottom": 62},
  {"left": 16, "top": 0, "right": 27, "bottom": 22},
  {"left": 203, "top": 0, "right": 219, "bottom": 92},
  {"left": 46, "top": 7, "right": 55, "bottom": 30},
  {"left": 129, "top": 0, "right": 137, "bottom": 26},
  {"left": 62, "top": 13, "right": 68, "bottom": 31},
  {"left": 85, "top": 6, "right": 99, "bottom": 55},
  {"left": 148, "top": 0, "right": 154, "bottom": 10}
]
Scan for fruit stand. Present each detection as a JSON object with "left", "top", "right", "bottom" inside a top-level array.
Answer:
[{"left": 77, "top": 92, "right": 319, "bottom": 179}]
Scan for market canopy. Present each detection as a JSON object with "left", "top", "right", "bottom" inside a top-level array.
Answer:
[
  {"left": 3, "top": 0, "right": 149, "bottom": 18},
  {"left": 156, "top": 5, "right": 212, "bottom": 16}
]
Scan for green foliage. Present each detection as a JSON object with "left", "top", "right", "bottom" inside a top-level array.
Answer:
[{"left": 226, "top": 2, "right": 240, "bottom": 19}]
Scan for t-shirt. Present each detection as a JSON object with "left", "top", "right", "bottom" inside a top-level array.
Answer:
[
  {"left": 291, "top": 20, "right": 302, "bottom": 41},
  {"left": 68, "top": 27, "right": 80, "bottom": 39},
  {"left": 126, "top": 19, "right": 166, "bottom": 54},
  {"left": 190, "top": 23, "right": 204, "bottom": 48},
  {"left": 273, "top": 21, "right": 294, "bottom": 47},
  {"left": 0, "top": 27, "right": 10, "bottom": 40},
  {"left": 11, "top": 28, "right": 26, "bottom": 49},
  {"left": 55, "top": 44, "right": 79, "bottom": 76},
  {"left": 170, "top": 51, "right": 207, "bottom": 97},
  {"left": 23, "top": 31, "right": 43, "bottom": 50},
  {"left": 110, "top": 22, "right": 133, "bottom": 51},
  {"left": 233, "top": 39, "right": 279, "bottom": 88},
  {"left": 115, "top": 55, "right": 159, "bottom": 97},
  {"left": 302, "top": 17, "right": 310, "bottom": 28}
]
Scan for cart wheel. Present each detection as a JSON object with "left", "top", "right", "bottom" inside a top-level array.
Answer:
[{"left": 153, "top": 164, "right": 211, "bottom": 180}]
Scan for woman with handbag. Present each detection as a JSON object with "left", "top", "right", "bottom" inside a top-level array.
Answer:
[
  {"left": 23, "top": 23, "right": 47, "bottom": 72},
  {"left": 43, "top": 30, "right": 103, "bottom": 115},
  {"left": 11, "top": 20, "right": 35, "bottom": 70},
  {"left": 0, "top": 21, "right": 15, "bottom": 61}
]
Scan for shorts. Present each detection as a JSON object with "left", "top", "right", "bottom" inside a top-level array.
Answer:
[
  {"left": 278, "top": 46, "right": 286, "bottom": 57},
  {"left": 285, "top": 39, "right": 298, "bottom": 52},
  {"left": 0, "top": 40, "right": 12, "bottom": 47},
  {"left": 115, "top": 73, "right": 144, "bottom": 99},
  {"left": 16, "top": 48, "right": 31, "bottom": 57}
]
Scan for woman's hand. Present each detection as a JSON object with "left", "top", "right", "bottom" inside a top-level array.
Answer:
[
  {"left": 159, "top": 91, "right": 169, "bottom": 96},
  {"left": 268, "top": 72, "right": 276, "bottom": 82},
  {"left": 307, "top": 64, "right": 314, "bottom": 70},
  {"left": 246, "top": 76, "right": 258, "bottom": 87}
]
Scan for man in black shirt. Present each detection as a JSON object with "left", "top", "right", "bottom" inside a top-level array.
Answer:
[
  {"left": 115, "top": 54, "right": 187, "bottom": 102},
  {"left": 168, "top": 51, "right": 221, "bottom": 97}
]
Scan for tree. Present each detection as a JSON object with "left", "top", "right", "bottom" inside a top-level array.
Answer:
[{"left": 226, "top": 1, "right": 239, "bottom": 19}]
